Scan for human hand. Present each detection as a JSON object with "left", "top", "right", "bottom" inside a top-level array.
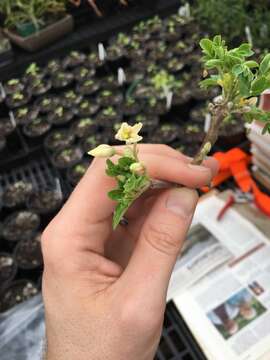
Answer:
[{"left": 42, "top": 144, "right": 218, "bottom": 360}]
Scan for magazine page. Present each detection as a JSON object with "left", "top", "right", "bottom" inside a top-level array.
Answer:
[{"left": 172, "top": 196, "right": 270, "bottom": 360}]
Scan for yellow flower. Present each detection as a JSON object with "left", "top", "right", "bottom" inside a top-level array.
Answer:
[
  {"left": 88, "top": 144, "right": 115, "bottom": 158},
  {"left": 115, "top": 122, "right": 143, "bottom": 144}
]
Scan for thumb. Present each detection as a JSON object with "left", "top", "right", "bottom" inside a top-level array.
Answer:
[{"left": 121, "top": 188, "right": 198, "bottom": 306}]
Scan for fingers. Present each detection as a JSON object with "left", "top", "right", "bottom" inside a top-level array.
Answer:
[{"left": 119, "top": 188, "right": 198, "bottom": 308}]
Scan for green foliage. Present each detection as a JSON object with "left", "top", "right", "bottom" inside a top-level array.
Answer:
[
  {"left": 0, "top": 0, "right": 67, "bottom": 31},
  {"left": 194, "top": 0, "right": 270, "bottom": 49},
  {"left": 106, "top": 158, "right": 151, "bottom": 229},
  {"left": 200, "top": 36, "right": 270, "bottom": 132}
]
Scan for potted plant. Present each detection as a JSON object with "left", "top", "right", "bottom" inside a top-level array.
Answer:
[
  {"left": 27, "top": 190, "right": 63, "bottom": 215},
  {"left": 0, "top": 280, "right": 38, "bottom": 313},
  {"left": 2, "top": 211, "right": 40, "bottom": 242},
  {"left": 47, "top": 105, "right": 74, "bottom": 126},
  {"left": 61, "top": 90, "right": 83, "bottom": 108},
  {"left": 14, "top": 233, "right": 43, "bottom": 270},
  {"left": 0, "top": 0, "right": 74, "bottom": 52},
  {"left": 71, "top": 117, "right": 97, "bottom": 138},
  {"left": 23, "top": 116, "right": 51, "bottom": 138},
  {"left": 0, "top": 253, "right": 17, "bottom": 290},
  {"left": 44, "top": 129, "right": 75, "bottom": 152},
  {"left": 67, "top": 160, "right": 89, "bottom": 185},
  {"left": 51, "top": 145, "right": 83, "bottom": 169},
  {"left": 77, "top": 99, "right": 100, "bottom": 117},
  {"left": 2, "top": 181, "right": 33, "bottom": 208},
  {"left": 35, "top": 96, "right": 59, "bottom": 114},
  {"left": 13, "top": 106, "right": 39, "bottom": 125}
]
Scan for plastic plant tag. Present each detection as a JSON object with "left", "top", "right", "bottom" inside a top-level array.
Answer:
[
  {"left": 9, "top": 111, "right": 16, "bottom": 127},
  {"left": 166, "top": 91, "right": 174, "bottom": 110},
  {"left": 118, "top": 68, "right": 126, "bottom": 86},
  {"left": 0, "top": 82, "right": 6, "bottom": 98},
  {"left": 98, "top": 43, "right": 107, "bottom": 61},
  {"left": 178, "top": 3, "right": 191, "bottom": 18},
  {"left": 245, "top": 25, "right": 253, "bottom": 46},
  {"left": 54, "top": 178, "right": 63, "bottom": 200}
]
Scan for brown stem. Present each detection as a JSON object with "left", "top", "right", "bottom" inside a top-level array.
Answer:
[
  {"left": 149, "top": 103, "right": 228, "bottom": 190},
  {"left": 87, "top": 0, "right": 103, "bottom": 17},
  {"left": 192, "top": 104, "right": 228, "bottom": 165}
]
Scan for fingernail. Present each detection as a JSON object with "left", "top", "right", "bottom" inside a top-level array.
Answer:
[
  {"left": 166, "top": 188, "right": 198, "bottom": 218},
  {"left": 188, "top": 164, "right": 210, "bottom": 172}
]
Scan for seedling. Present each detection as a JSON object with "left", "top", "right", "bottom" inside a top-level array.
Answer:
[{"left": 89, "top": 36, "right": 270, "bottom": 229}]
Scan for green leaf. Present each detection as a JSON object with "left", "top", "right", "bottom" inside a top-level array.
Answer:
[
  {"left": 106, "top": 159, "right": 120, "bottom": 177},
  {"left": 232, "top": 64, "right": 244, "bottom": 77},
  {"left": 118, "top": 156, "right": 135, "bottom": 170},
  {"left": 113, "top": 201, "right": 130, "bottom": 229},
  {"left": 205, "top": 59, "right": 223, "bottom": 69},
  {"left": 237, "top": 43, "right": 254, "bottom": 57},
  {"left": 259, "top": 54, "right": 270, "bottom": 75},
  {"left": 244, "top": 61, "right": 259, "bottom": 69},
  {"left": 199, "top": 77, "right": 220, "bottom": 88},
  {"left": 213, "top": 35, "right": 222, "bottom": 46},
  {"left": 251, "top": 76, "right": 269, "bottom": 95},
  {"left": 238, "top": 75, "right": 250, "bottom": 97},
  {"left": 108, "top": 189, "right": 123, "bottom": 201},
  {"left": 199, "top": 38, "right": 213, "bottom": 55}
]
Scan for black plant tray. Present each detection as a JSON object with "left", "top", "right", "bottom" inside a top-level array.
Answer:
[
  {"left": 0, "top": 0, "right": 181, "bottom": 81},
  {"left": 157, "top": 301, "right": 206, "bottom": 360}
]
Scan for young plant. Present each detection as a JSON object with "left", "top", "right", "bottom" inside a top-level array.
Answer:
[{"left": 89, "top": 36, "right": 270, "bottom": 229}]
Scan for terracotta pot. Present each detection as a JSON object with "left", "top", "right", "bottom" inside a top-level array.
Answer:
[{"left": 4, "top": 15, "right": 74, "bottom": 52}]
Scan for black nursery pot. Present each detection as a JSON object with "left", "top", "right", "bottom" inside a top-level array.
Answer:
[
  {"left": 150, "top": 124, "right": 181, "bottom": 144},
  {"left": 71, "top": 118, "right": 97, "bottom": 138},
  {"left": 80, "top": 132, "right": 109, "bottom": 153},
  {"left": 44, "top": 129, "right": 75, "bottom": 152},
  {"left": 100, "top": 75, "right": 120, "bottom": 91},
  {"left": 67, "top": 160, "right": 90, "bottom": 186},
  {"left": 14, "top": 233, "right": 43, "bottom": 270},
  {"left": 73, "top": 66, "right": 95, "bottom": 82},
  {"left": 97, "top": 107, "right": 122, "bottom": 127},
  {"left": 0, "top": 253, "right": 17, "bottom": 290},
  {"left": 13, "top": 106, "right": 39, "bottom": 125},
  {"left": 47, "top": 106, "right": 74, "bottom": 126},
  {"left": 0, "top": 280, "right": 39, "bottom": 313},
  {"left": 134, "top": 114, "right": 159, "bottom": 134},
  {"left": 183, "top": 124, "right": 205, "bottom": 145},
  {"left": 28, "top": 78, "right": 52, "bottom": 97},
  {"left": 145, "top": 97, "right": 167, "bottom": 116},
  {"left": 45, "top": 59, "right": 63, "bottom": 75},
  {"left": 77, "top": 99, "right": 100, "bottom": 117},
  {"left": 5, "top": 90, "right": 31, "bottom": 109},
  {"left": 97, "top": 90, "right": 123, "bottom": 107},
  {"left": 61, "top": 90, "right": 83, "bottom": 108},
  {"left": 52, "top": 71, "right": 74, "bottom": 89},
  {"left": 0, "top": 116, "right": 16, "bottom": 137},
  {"left": 23, "top": 116, "right": 51, "bottom": 138},
  {"left": 85, "top": 52, "right": 105, "bottom": 69},
  {"left": 218, "top": 120, "right": 246, "bottom": 148},
  {"left": 2, "top": 211, "right": 40, "bottom": 242},
  {"left": 4, "top": 78, "right": 24, "bottom": 94},
  {"left": 76, "top": 79, "right": 100, "bottom": 96},
  {"left": 51, "top": 146, "right": 83, "bottom": 169},
  {"left": 62, "top": 51, "right": 86, "bottom": 69},
  {"left": 35, "top": 96, "right": 60, "bottom": 114},
  {"left": 2, "top": 181, "right": 33, "bottom": 209},
  {"left": 27, "top": 189, "right": 63, "bottom": 215},
  {"left": 122, "top": 97, "right": 142, "bottom": 116}
]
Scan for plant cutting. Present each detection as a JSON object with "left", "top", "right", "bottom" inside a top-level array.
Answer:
[
  {"left": 97, "top": 90, "right": 123, "bottom": 107},
  {"left": 5, "top": 90, "right": 31, "bottom": 108},
  {"left": 0, "top": 0, "right": 73, "bottom": 52},
  {"left": 71, "top": 117, "right": 96, "bottom": 138},
  {"left": 73, "top": 66, "right": 95, "bottom": 82},
  {"left": 48, "top": 105, "right": 74, "bottom": 126},
  {"left": 35, "top": 96, "right": 59, "bottom": 113},
  {"left": 23, "top": 116, "right": 51, "bottom": 138},
  {"left": 88, "top": 36, "right": 270, "bottom": 229},
  {"left": 52, "top": 145, "right": 83, "bottom": 169},
  {"left": 13, "top": 106, "right": 39, "bottom": 125},
  {"left": 52, "top": 71, "right": 74, "bottom": 89},
  {"left": 76, "top": 79, "right": 100, "bottom": 96},
  {"left": 62, "top": 50, "right": 86, "bottom": 69},
  {"left": 97, "top": 106, "right": 121, "bottom": 127},
  {"left": 61, "top": 90, "right": 83, "bottom": 108},
  {"left": 4, "top": 78, "right": 24, "bottom": 94}
]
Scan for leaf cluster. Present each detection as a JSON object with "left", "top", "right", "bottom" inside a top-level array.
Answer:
[
  {"left": 106, "top": 157, "right": 150, "bottom": 229},
  {"left": 200, "top": 36, "right": 270, "bottom": 133}
]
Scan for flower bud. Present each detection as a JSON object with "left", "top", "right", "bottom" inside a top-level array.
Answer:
[
  {"left": 130, "top": 162, "right": 145, "bottom": 175},
  {"left": 246, "top": 97, "right": 258, "bottom": 107},
  {"left": 88, "top": 144, "right": 115, "bottom": 158}
]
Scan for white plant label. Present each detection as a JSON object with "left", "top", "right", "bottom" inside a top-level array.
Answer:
[
  {"left": 55, "top": 178, "right": 63, "bottom": 200},
  {"left": 245, "top": 25, "right": 253, "bottom": 47},
  {"left": 204, "top": 113, "right": 212, "bottom": 133},
  {"left": 178, "top": 3, "right": 190, "bottom": 18},
  {"left": 118, "top": 68, "right": 126, "bottom": 85},
  {"left": 98, "top": 43, "right": 107, "bottom": 61},
  {"left": 166, "top": 91, "right": 173, "bottom": 110},
  {"left": 9, "top": 111, "right": 16, "bottom": 127},
  {"left": 0, "top": 83, "right": 6, "bottom": 99}
]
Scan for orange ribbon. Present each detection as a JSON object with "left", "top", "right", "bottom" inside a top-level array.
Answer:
[{"left": 201, "top": 148, "right": 270, "bottom": 217}]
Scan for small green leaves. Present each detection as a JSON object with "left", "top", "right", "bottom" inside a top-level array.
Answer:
[
  {"left": 259, "top": 54, "right": 270, "bottom": 75},
  {"left": 251, "top": 77, "right": 269, "bottom": 96},
  {"left": 199, "top": 38, "right": 214, "bottom": 56}
]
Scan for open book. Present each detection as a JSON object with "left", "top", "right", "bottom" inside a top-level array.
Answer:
[{"left": 169, "top": 192, "right": 270, "bottom": 360}]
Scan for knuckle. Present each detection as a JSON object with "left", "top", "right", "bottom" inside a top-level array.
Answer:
[{"left": 143, "top": 223, "right": 181, "bottom": 256}]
